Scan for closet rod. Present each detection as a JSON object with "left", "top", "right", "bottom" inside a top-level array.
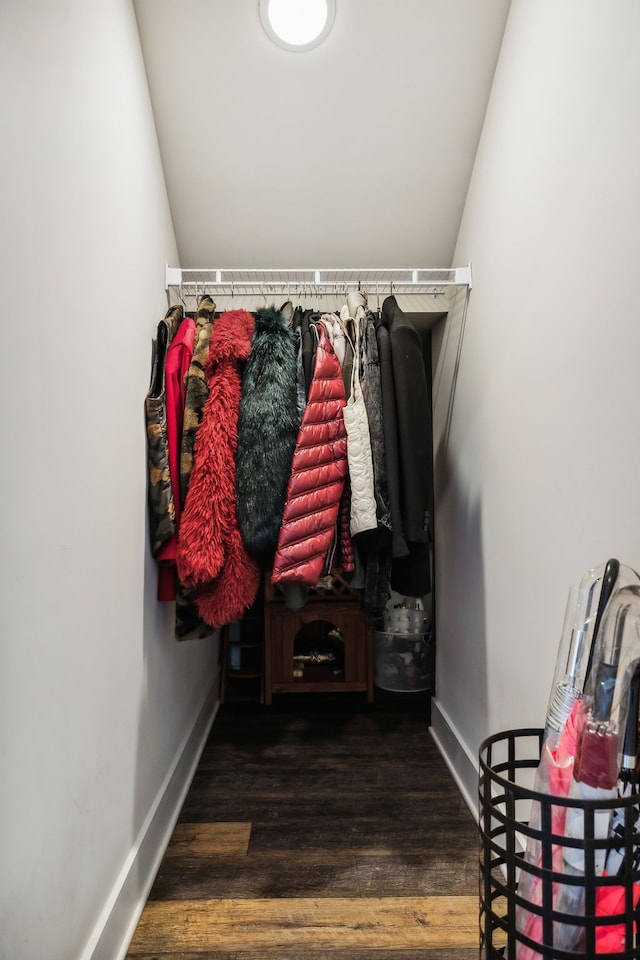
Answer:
[{"left": 165, "top": 264, "right": 473, "bottom": 293}]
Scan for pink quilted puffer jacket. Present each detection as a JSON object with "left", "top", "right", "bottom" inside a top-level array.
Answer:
[{"left": 271, "top": 324, "right": 348, "bottom": 585}]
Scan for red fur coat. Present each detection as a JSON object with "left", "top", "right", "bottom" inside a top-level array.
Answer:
[{"left": 177, "top": 309, "right": 260, "bottom": 628}]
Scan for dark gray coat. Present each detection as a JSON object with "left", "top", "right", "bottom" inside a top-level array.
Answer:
[
  {"left": 375, "top": 306, "right": 408, "bottom": 560},
  {"left": 235, "top": 307, "right": 300, "bottom": 566},
  {"left": 360, "top": 313, "right": 393, "bottom": 616}
]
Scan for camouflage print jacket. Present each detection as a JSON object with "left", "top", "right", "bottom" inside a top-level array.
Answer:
[
  {"left": 175, "top": 295, "right": 216, "bottom": 641},
  {"left": 145, "top": 304, "right": 183, "bottom": 556}
]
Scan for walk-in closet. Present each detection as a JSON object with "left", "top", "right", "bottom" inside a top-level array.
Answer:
[
  {"left": 153, "top": 266, "right": 471, "bottom": 700},
  {"left": 4, "top": 1, "right": 640, "bottom": 958}
]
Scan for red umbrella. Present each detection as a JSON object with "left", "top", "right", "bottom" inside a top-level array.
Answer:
[{"left": 594, "top": 882, "right": 640, "bottom": 953}]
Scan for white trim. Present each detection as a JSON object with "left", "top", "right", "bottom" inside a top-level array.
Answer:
[
  {"left": 455, "top": 262, "right": 473, "bottom": 288},
  {"left": 429, "top": 696, "right": 480, "bottom": 823},
  {"left": 79, "top": 676, "right": 221, "bottom": 960},
  {"left": 164, "top": 264, "right": 182, "bottom": 287}
]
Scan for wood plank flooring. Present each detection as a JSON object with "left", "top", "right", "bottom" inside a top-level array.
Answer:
[{"left": 126, "top": 691, "right": 479, "bottom": 958}]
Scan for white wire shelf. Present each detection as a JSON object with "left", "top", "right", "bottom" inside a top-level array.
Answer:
[{"left": 165, "top": 264, "right": 472, "bottom": 298}]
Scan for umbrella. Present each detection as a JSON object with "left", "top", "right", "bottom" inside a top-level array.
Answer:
[
  {"left": 554, "top": 713, "right": 619, "bottom": 953},
  {"left": 595, "top": 664, "right": 640, "bottom": 954},
  {"left": 544, "top": 559, "right": 619, "bottom": 740},
  {"left": 554, "top": 589, "right": 640, "bottom": 953},
  {"left": 515, "top": 561, "right": 619, "bottom": 959},
  {"left": 604, "top": 664, "right": 640, "bottom": 876}
]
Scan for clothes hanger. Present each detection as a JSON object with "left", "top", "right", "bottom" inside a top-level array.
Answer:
[
  {"left": 197, "top": 288, "right": 215, "bottom": 314},
  {"left": 279, "top": 280, "right": 292, "bottom": 316}
]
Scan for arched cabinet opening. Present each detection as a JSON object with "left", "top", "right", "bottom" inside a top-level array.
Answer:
[
  {"left": 263, "top": 575, "right": 374, "bottom": 703},
  {"left": 292, "top": 619, "right": 345, "bottom": 683}
]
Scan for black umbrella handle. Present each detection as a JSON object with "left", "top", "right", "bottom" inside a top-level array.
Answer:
[{"left": 585, "top": 557, "right": 620, "bottom": 684}]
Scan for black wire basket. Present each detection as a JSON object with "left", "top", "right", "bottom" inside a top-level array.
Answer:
[{"left": 479, "top": 728, "right": 640, "bottom": 959}]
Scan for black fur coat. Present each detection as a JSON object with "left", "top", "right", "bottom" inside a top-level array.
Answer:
[{"left": 236, "top": 307, "right": 300, "bottom": 565}]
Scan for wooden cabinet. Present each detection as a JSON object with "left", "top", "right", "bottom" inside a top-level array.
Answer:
[{"left": 263, "top": 575, "right": 373, "bottom": 704}]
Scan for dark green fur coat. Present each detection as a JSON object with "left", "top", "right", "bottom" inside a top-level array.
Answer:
[{"left": 236, "top": 307, "right": 300, "bottom": 565}]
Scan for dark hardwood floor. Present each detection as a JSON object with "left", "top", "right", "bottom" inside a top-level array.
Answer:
[{"left": 126, "top": 690, "right": 479, "bottom": 958}]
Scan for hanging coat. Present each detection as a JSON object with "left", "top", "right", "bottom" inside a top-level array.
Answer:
[
  {"left": 156, "top": 314, "right": 197, "bottom": 600},
  {"left": 384, "top": 295, "right": 443, "bottom": 597},
  {"left": 271, "top": 324, "right": 348, "bottom": 586},
  {"left": 301, "top": 309, "right": 316, "bottom": 399},
  {"left": 235, "top": 306, "right": 300, "bottom": 566},
  {"left": 318, "top": 313, "right": 354, "bottom": 575},
  {"left": 360, "top": 310, "right": 393, "bottom": 615},
  {"left": 177, "top": 309, "right": 260, "bottom": 629},
  {"left": 145, "top": 304, "right": 183, "bottom": 556},
  {"left": 341, "top": 315, "right": 355, "bottom": 400},
  {"left": 375, "top": 309, "right": 408, "bottom": 560},
  {"left": 341, "top": 297, "right": 377, "bottom": 537},
  {"left": 336, "top": 477, "right": 356, "bottom": 574},
  {"left": 174, "top": 295, "right": 217, "bottom": 641},
  {"left": 320, "top": 312, "right": 346, "bottom": 367},
  {"left": 362, "top": 312, "right": 391, "bottom": 531},
  {"left": 179, "top": 295, "right": 216, "bottom": 508},
  {"left": 290, "top": 305, "right": 307, "bottom": 419}
]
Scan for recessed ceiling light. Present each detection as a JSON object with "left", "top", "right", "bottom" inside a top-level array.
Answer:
[{"left": 259, "top": 0, "right": 336, "bottom": 52}]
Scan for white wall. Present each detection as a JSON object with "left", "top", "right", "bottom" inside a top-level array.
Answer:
[
  {"left": 432, "top": 0, "right": 640, "bottom": 808},
  {"left": 0, "top": 2, "right": 219, "bottom": 958},
  {"left": 133, "top": 0, "right": 510, "bottom": 268}
]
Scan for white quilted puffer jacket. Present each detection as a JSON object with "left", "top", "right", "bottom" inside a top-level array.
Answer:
[
  {"left": 319, "top": 312, "right": 345, "bottom": 366},
  {"left": 340, "top": 292, "right": 377, "bottom": 537}
]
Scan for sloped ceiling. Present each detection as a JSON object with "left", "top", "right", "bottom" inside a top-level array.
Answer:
[{"left": 134, "top": 0, "right": 510, "bottom": 270}]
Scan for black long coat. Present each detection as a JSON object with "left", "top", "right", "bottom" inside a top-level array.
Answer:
[{"left": 382, "top": 295, "right": 445, "bottom": 597}]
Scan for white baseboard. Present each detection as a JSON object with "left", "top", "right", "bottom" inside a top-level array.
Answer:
[
  {"left": 429, "top": 696, "right": 480, "bottom": 822},
  {"left": 80, "top": 675, "right": 220, "bottom": 960}
]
